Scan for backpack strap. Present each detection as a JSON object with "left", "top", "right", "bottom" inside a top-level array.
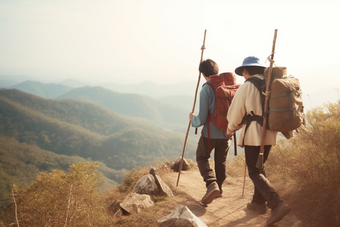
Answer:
[
  {"left": 242, "top": 77, "right": 269, "bottom": 147},
  {"left": 247, "top": 77, "right": 266, "bottom": 115}
]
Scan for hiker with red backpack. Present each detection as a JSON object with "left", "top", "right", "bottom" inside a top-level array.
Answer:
[
  {"left": 226, "top": 56, "right": 291, "bottom": 225},
  {"left": 189, "top": 59, "right": 240, "bottom": 205}
]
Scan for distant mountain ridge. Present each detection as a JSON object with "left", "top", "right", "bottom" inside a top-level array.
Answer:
[
  {"left": 0, "top": 75, "right": 30, "bottom": 82},
  {"left": 2, "top": 78, "right": 200, "bottom": 99},
  {"left": 0, "top": 79, "right": 20, "bottom": 88},
  {"left": 96, "top": 80, "right": 200, "bottom": 99},
  {"left": 7, "top": 80, "right": 73, "bottom": 98},
  {"left": 56, "top": 86, "right": 189, "bottom": 125},
  {"left": 2, "top": 78, "right": 338, "bottom": 113},
  {"left": 58, "top": 79, "right": 89, "bottom": 88}
]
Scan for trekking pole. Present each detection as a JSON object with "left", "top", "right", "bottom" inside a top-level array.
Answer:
[
  {"left": 233, "top": 134, "right": 237, "bottom": 156},
  {"left": 242, "top": 158, "right": 247, "bottom": 197},
  {"left": 255, "top": 29, "right": 278, "bottom": 169},
  {"left": 234, "top": 132, "right": 247, "bottom": 197},
  {"left": 176, "top": 29, "right": 207, "bottom": 187}
]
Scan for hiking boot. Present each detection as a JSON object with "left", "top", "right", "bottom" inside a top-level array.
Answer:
[
  {"left": 267, "top": 202, "right": 291, "bottom": 225},
  {"left": 216, "top": 183, "right": 223, "bottom": 198},
  {"left": 247, "top": 202, "right": 267, "bottom": 214},
  {"left": 201, "top": 182, "right": 220, "bottom": 204}
]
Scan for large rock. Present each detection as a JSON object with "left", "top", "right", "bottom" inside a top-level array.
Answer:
[
  {"left": 171, "top": 157, "right": 189, "bottom": 172},
  {"left": 150, "top": 167, "right": 173, "bottom": 197},
  {"left": 120, "top": 192, "right": 154, "bottom": 215},
  {"left": 108, "top": 200, "right": 120, "bottom": 214},
  {"left": 133, "top": 174, "right": 159, "bottom": 195},
  {"left": 157, "top": 205, "right": 207, "bottom": 227}
]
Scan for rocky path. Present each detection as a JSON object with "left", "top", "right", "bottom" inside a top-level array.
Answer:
[{"left": 161, "top": 165, "right": 301, "bottom": 227}]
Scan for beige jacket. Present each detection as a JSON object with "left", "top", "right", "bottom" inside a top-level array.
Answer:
[{"left": 227, "top": 74, "right": 277, "bottom": 147}]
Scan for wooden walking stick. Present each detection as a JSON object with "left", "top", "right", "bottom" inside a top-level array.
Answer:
[
  {"left": 242, "top": 159, "right": 247, "bottom": 197},
  {"left": 176, "top": 29, "right": 207, "bottom": 187},
  {"left": 255, "top": 29, "right": 278, "bottom": 169},
  {"left": 233, "top": 132, "right": 247, "bottom": 197}
]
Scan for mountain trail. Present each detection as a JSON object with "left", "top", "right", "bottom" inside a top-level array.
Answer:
[{"left": 160, "top": 164, "right": 301, "bottom": 227}]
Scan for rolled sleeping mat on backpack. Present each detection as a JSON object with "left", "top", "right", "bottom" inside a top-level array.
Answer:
[{"left": 264, "top": 66, "right": 287, "bottom": 81}]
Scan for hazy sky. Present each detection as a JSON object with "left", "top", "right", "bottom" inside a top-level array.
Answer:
[{"left": 0, "top": 0, "right": 339, "bottom": 94}]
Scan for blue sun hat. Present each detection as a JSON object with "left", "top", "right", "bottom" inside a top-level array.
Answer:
[{"left": 235, "top": 56, "right": 266, "bottom": 76}]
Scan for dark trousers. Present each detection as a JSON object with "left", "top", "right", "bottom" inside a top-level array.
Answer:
[
  {"left": 196, "top": 136, "right": 231, "bottom": 188},
  {"left": 245, "top": 145, "right": 283, "bottom": 209}
]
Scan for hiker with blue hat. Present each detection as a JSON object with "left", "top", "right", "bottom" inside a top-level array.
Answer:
[{"left": 226, "top": 56, "right": 291, "bottom": 225}]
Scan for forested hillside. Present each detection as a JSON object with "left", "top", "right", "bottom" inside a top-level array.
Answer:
[
  {"left": 0, "top": 136, "right": 123, "bottom": 212},
  {"left": 0, "top": 88, "right": 143, "bottom": 136},
  {"left": 0, "top": 89, "right": 196, "bottom": 169},
  {"left": 0, "top": 88, "right": 197, "bottom": 212}
]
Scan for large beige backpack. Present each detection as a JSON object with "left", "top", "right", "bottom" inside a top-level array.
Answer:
[
  {"left": 243, "top": 66, "right": 305, "bottom": 144},
  {"left": 264, "top": 67, "right": 305, "bottom": 138}
]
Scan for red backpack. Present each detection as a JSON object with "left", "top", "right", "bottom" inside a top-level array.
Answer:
[
  {"left": 197, "top": 72, "right": 240, "bottom": 154},
  {"left": 206, "top": 72, "right": 240, "bottom": 132}
]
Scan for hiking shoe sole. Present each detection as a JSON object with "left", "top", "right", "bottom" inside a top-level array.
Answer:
[
  {"left": 201, "top": 190, "right": 220, "bottom": 204},
  {"left": 267, "top": 202, "right": 291, "bottom": 225},
  {"left": 201, "top": 182, "right": 220, "bottom": 204}
]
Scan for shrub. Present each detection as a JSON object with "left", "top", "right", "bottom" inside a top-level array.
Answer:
[
  {"left": 1, "top": 162, "right": 113, "bottom": 226},
  {"left": 267, "top": 100, "right": 340, "bottom": 227},
  {"left": 117, "top": 166, "right": 150, "bottom": 193}
]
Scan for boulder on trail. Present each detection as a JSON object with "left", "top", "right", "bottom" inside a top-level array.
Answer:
[
  {"left": 133, "top": 174, "right": 159, "bottom": 195},
  {"left": 171, "top": 157, "right": 189, "bottom": 172},
  {"left": 150, "top": 167, "right": 173, "bottom": 197},
  {"left": 157, "top": 205, "right": 207, "bottom": 227},
  {"left": 120, "top": 192, "right": 154, "bottom": 215}
]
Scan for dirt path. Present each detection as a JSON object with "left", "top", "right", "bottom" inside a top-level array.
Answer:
[{"left": 161, "top": 165, "right": 301, "bottom": 227}]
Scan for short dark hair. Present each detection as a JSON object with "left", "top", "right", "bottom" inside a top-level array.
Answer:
[
  {"left": 244, "top": 66, "right": 265, "bottom": 76},
  {"left": 199, "top": 59, "right": 219, "bottom": 77}
]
